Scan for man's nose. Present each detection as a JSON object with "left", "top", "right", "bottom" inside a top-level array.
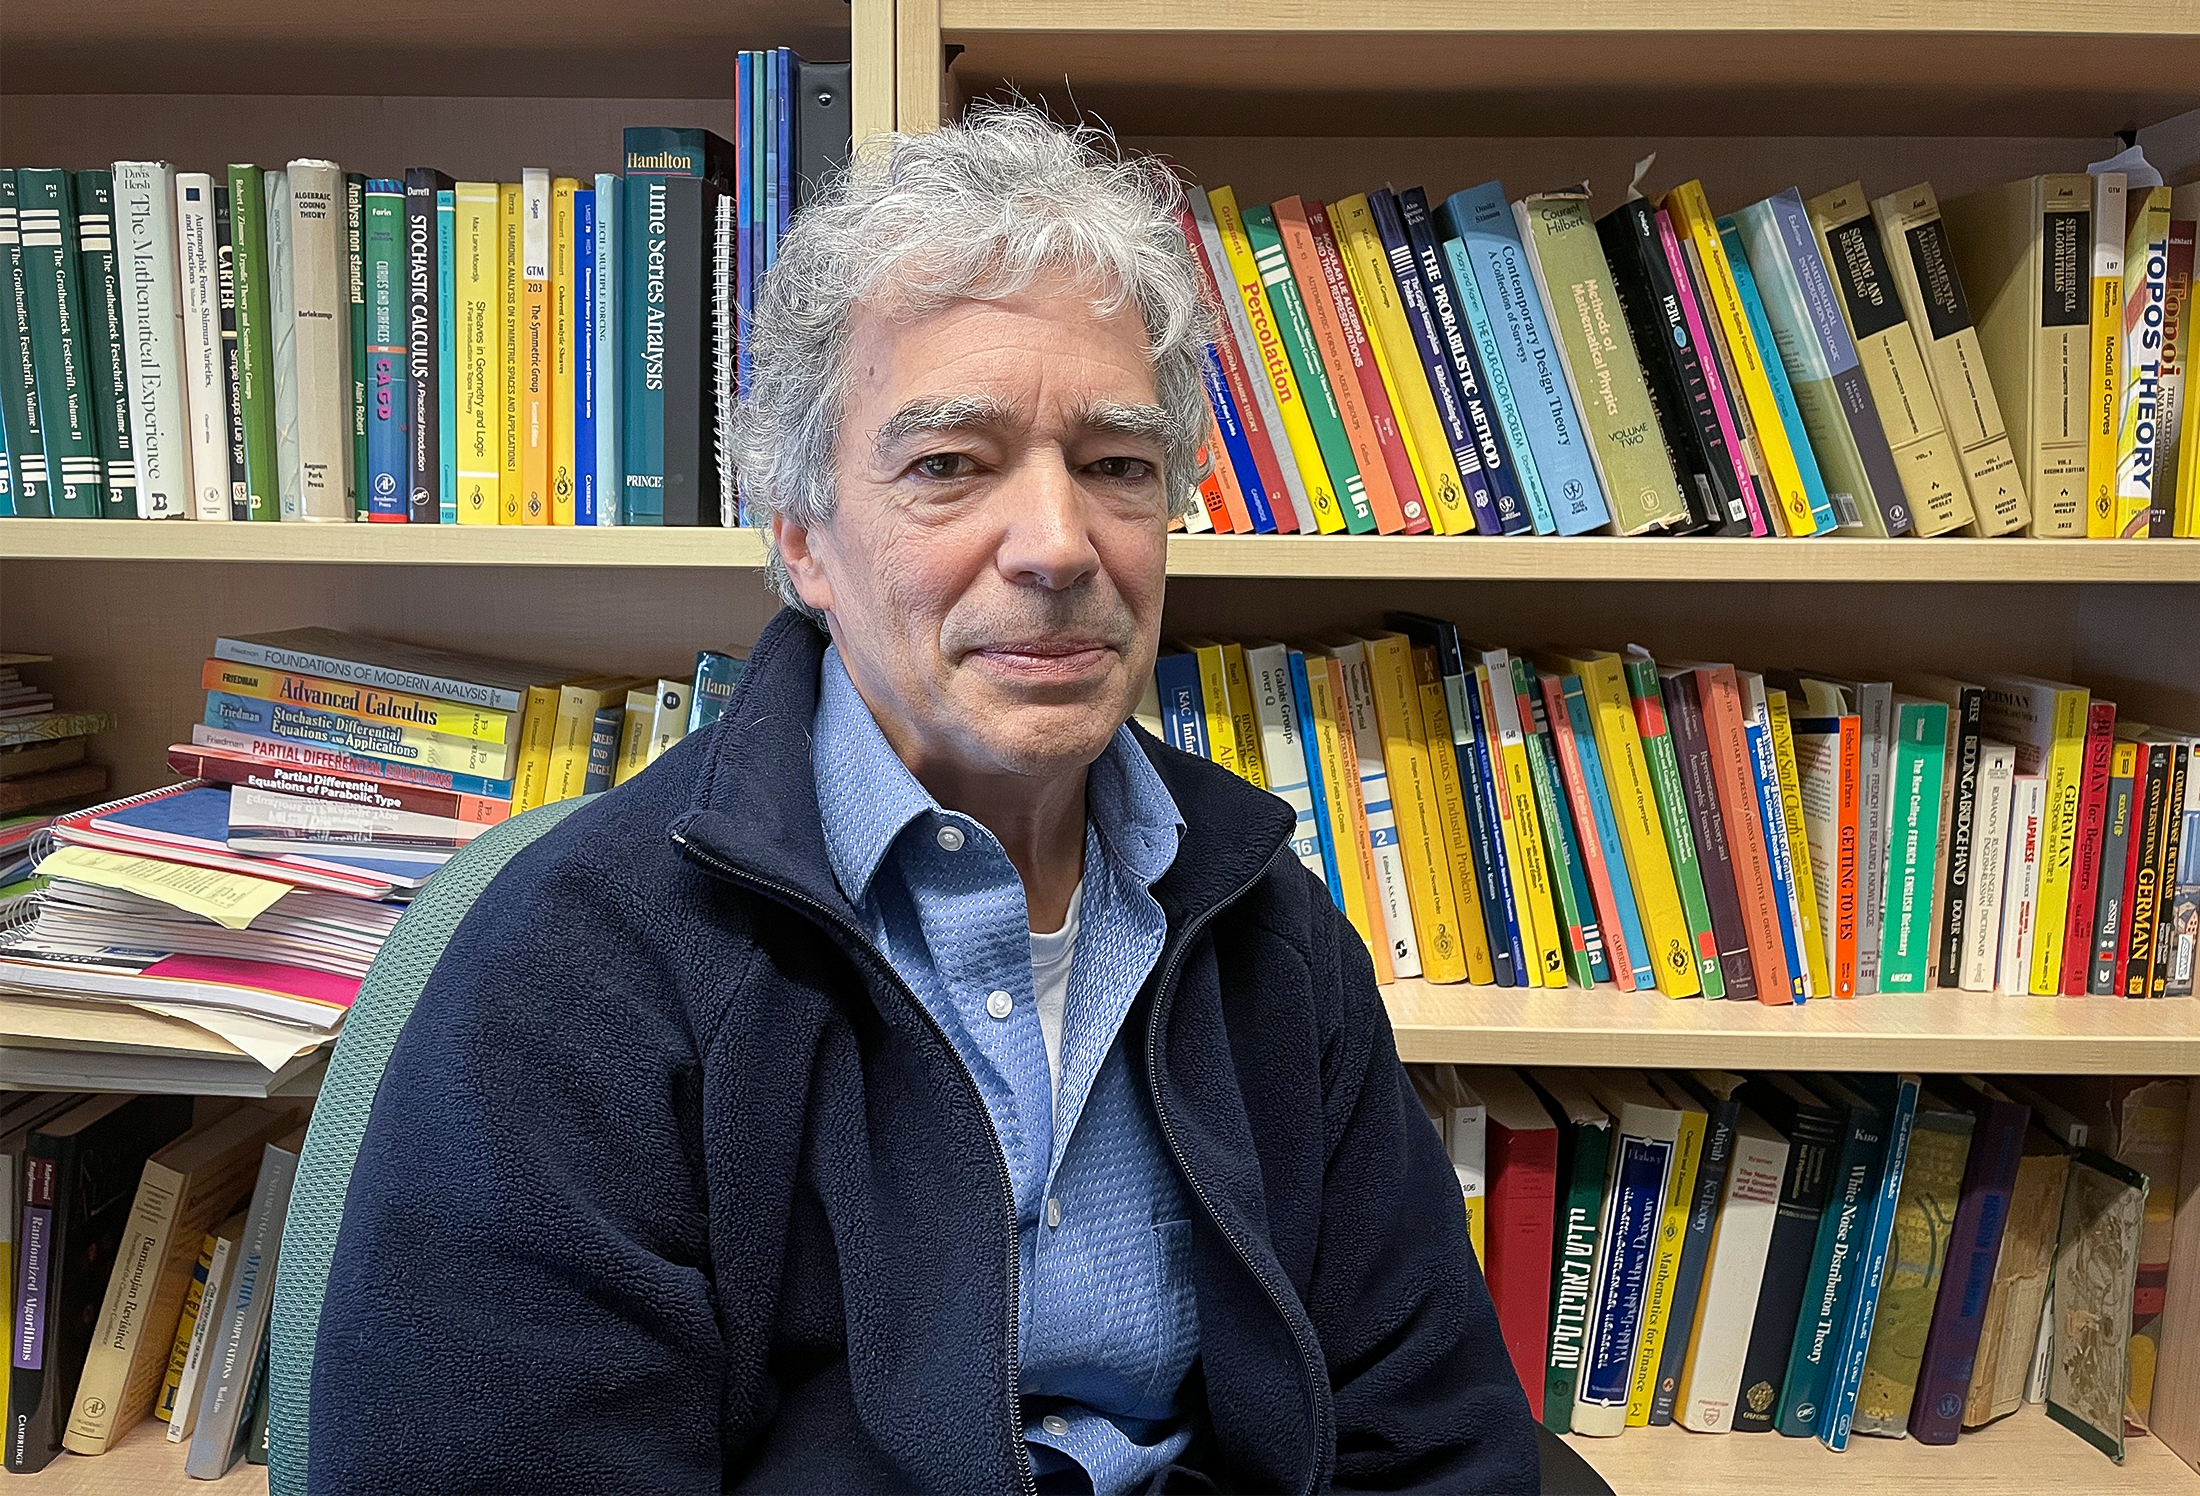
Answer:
[{"left": 997, "top": 451, "right": 1102, "bottom": 592}]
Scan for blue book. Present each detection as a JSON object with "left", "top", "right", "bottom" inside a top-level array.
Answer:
[
  {"left": 581, "top": 705, "right": 623, "bottom": 794},
  {"left": 593, "top": 173, "right": 622, "bottom": 523},
  {"left": 1718, "top": 216, "right": 1837, "bottom": 536},
  {"left": 1285, "top": 650, "right": 1344, "bottom": 911},
  {"left": 1399, "top": 188, "right": 1528, "bottom": 534},
  {"left": 737, "top": 51, "right": 759, "bottom": 399},
  {"left": 1438, "top": 181, "right": 1610, "bottom": 535},
  {"left": 0, "top": 414, "right": 13, "bottom": 516},
  {"left": 1456, "top": 654, "right": 1528, "bottom": 986},
  {"left": 1820, "top": 1073, "right": 1922, "bottom": 1452},
  {"left": 574, "top": 188, "right": 597, "bottom": 526},
  {"left": 1558, "top": 672, "right": 1655, "bottom": 991},
  {"left": 1198, "top": 341, "right": 1274, "bottom": 530},
  {"left": 362, "top": 179, "right": 409, "bottom": 521},
  {"left": 435, "top": 189, "right": 457, "bottom": 523},
  {"left": 1776, "top": 1077, "right": 1890, "bottom": 1439},
  {"left": 1365, "top": 189, "right": 1501, "bottom": 536},
  {"left": 1741, "top": 675, "right": 1808, "bottom": 1001},
  {"left": 202, "top": 692, "right": 509, "bottom": 783},
  {"left": 1573, "top": 1074, "right": 1680, "bottom": 1434},
  {"left": 1153, "top": 653, "right": 1208, "bottom": 758},
  {"left": 763, "top": 51, "right": 781, "bottom": 270},
  {"left": 1443, "top": 236, "right": 1554, "bottom": 533},
  {"left": 687, "top": 650, "right": 749, "bottom": 733},
  {"left": 776, "top": 48, "right": 796, "bottom": 244},
  {"left": 95, "top": 783, "right": 440, "bottom": 888}
]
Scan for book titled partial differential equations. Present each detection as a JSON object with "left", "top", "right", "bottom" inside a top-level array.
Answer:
[{"left": 0, "top": 50, "right": 851, "bottom": 529}]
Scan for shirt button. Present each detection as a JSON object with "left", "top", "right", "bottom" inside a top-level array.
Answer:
[
  {"left": 1041, "top": 1414, "right": 1070, "bottom": 1437},
  {"left": 985, "top": 989, "right": 1013, "bottom": 1020},
  {"left": 935, "top": 825, "right": 965, "bottom": 852},
  {"left": 1045, "top": 1196, "right": 1062, "bottom": 1229}
]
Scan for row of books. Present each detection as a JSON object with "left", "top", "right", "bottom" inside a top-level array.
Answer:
[
  {"left": 0, "top": 654, "right": 115, "bottom": 904},
  {"left": 0, "top": 1091, "right": 308, "bottom": 1476},
  {"left": 0, "top": 60, "right": 851, "bottom": 529},
  {"left": 1173, "top": 155, "right": 2200, "bottom": 541},
  {"left": 1139, "top": 628, "right": 2200, "bottom": 1001},
  {"left": 1414, "top": 1067, "right": 2192, "bottom": 1463}
]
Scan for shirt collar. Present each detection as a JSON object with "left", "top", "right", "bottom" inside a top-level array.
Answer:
[{"left": 811, "top": 644, "right": 1184, "bottom": 906}]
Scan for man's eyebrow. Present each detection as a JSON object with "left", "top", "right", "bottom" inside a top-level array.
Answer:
[
  {"left": 1074, "top": 402, "right": 1173, "bottom": 448},
  {"left": 872, "top": 395, "right": 1020, "bottom": 452}
]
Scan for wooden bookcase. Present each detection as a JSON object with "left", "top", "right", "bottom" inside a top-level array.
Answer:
[{"left": 3, "top": 0, "right": 2200, "bottom": 1490}]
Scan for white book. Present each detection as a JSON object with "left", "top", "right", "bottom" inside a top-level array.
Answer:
[
  {"left": 1244, "top": 642, "right": 1326, "bottom": 886},
  {"left": 111, "top": 162, "right": 192, "bottom": 519},
  {"left": 1676, "top": 1106, "right": 1790, "bottom": 1432},
  {"left": 646, "top": 679, "right": 691, "bottom": 762},
  {"left": 593, "top": 173, "right": 622, "bottom": 524},
  {"left": 1960, "top": 742, "right": 2018, "bottom": 990},
  {"left": 1999, "top": 773, "right": 2046, "bottom": 995},
  {"left": 1410, "top": 1066, "right": 1486, "bottom": 1239},
  {"left": 226, "top": 783, "right": 484, "bottom": 846},
  {"left": 1790, "top": 714, "right": 1849, "bottom": 995},
  {"left": 1574, "top": 1072, "right": 1682, "bottom": 1437},
  {"left": 1325, "top": 641, "right": 1421, "bottom": 979},
  {"left": 265, "top": 170, "right": 303, "bottom": 518},
  {"left": 1181, "top": 493, "right": 1214, "bottom": 531},
  {"left": 169, "top": 1217, "right": 240, "bottom": 1443},
  {"left": 186, "top": 1135, "right": 303, "bottom": 1479},
  {"left": 172, "top": 172, "right": 231, "bottom": 521},
  {"left": 1189, "top": 187, "right": 1316, "bottom": 531},
  {"left": 287, "top": 160, "right": 351, "bottom": 521},
  {"left": 1743, "top": 672, "right": 1816, "bottom": 998}
]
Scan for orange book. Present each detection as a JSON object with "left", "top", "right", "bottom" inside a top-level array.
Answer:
[
  {"left": 1306, "top": 201, "right": 1431, "bottom": 535},
  {"left": 1193, "top": 427, "right": 1237, "bottom": 533},
  {"left": 1323, "top": 652, "right": 1395, "bottom": 986},
  {"left": 1692, "top": 662, "right": 1795, "bottom": 1005},
  {"left": 1272, "top": 196, "right": 1409, "bottom": 534},
  {"left": 1205, "top": 407, "right": 1255, "bottom": 533}
]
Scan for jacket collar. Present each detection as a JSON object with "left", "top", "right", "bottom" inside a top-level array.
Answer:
[{"left": 670, "top": 609, "right": 1295, "bottom": 934}]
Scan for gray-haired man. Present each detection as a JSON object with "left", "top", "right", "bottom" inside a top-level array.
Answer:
[{"left": 312, "top": 108, "right": 1538, "bottom": 1495}]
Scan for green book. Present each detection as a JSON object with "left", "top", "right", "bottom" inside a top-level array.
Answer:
[
  {"left": 1852, "top": 1089, "right": 1974, "bottom": 1437},
  {"left": 72, "top": 170, "right": 136, "bottom": 519},
  {"left": 1241, "top": 202, "right": 1375, "bottom": 533},
  {"left": 1531, "top": 1067, "right": 1613, "bottom": 1434},
  {"left": 1515, "top": 656, "right": 1605, "bottom": 988},
  {"left": 1879, "top": 696, "right": 1949, "bottom": 992},
  {"left": 1516, "top": 188, "right": 1690, "bottom": 535},
  {"left": 346, "top": 172, "right": 368, "bottom": 519},
  {"left": 1623, "top": 646, "right": 1725, "bottom": 999},
  {"left": 226, "top": 165, "right": 280, "bottom": 521},
  {"left": 16, "top": 168, "right": 105, "bottom": 517},
  {"left": 0, "top": 173, "right": 53, "bottom": 516}
]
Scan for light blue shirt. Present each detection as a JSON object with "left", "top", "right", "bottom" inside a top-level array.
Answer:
[{"left": 812, "top": 646, "right": 1200, "bottom": 1495}]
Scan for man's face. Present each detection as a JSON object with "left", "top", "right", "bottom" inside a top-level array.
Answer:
[{"left": 775, "top": 274, "right": 1172, "bottom": 786}]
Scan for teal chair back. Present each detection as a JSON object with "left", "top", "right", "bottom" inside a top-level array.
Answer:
[{"left": 265, "top": 796, "right": 592, "bottom": 1496}]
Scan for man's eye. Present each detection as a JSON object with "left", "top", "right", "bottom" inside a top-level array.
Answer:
[
  {"left": 912, "top": 453, "right": 976, "bottom": 480},
  {"left": 1090, "top": 456, "right": 1154, "bottom": 481}
]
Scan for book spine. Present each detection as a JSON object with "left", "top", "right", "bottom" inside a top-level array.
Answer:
[
  {"left": 214, "top": 187, "right": 249, "bottom": 518},
  {"left": 518, "top": 169, "right": 550, "bottom": 524},
  {"left": 1313, "top": 203, "right": 1429, "bottom": 532},
  {"left": 1194, "top": 343, "right": 1261, "bottom": 533},
  {"left": 498, "top": 181, "right": 523, "bottom": 521},
  {"left": 63, "top": 1162, "right": 181, "bottom": 1454},
  {"left": 1999, "top": 774, "right": 2044, "bottom": 995},
  {"left": 2087, "top": 172, "right": 2127, "bottom": 536},
  {"left": 169, "top": 745, "right": 508, "bottom": 821},
  {"left": 573, "top": 187, "right": 596, "bottom": 526},
  {"left": 2058, "top": 702, "right": 2117, "bottom": 993},
  {"left": 617, "top": 174, "right": 661, "bottom": 522},
  {"left": 1543, "top": 1119, "right": 1612, "bottom": 1434},
  {"left": 659, "top": 178, "right": 719, "bottom": 526},
  {"left": 2166, "top": 744, "right": 2200, "bottom": 996},
  {"left": 115, "top": 163, "right": 196, "bottom": 519},
  {"left": 1476, "top": 661, "right": 1560, "bottom": 987},
  {"left": 1910, "top": 1098, "right": 2027, "bottom": 1443},
  {"left": 1275, "top": 197, "right": 1398, "bottom": 532},
  {"left": 1519, "top": 662, "right": 1608, "bottom": 987},
  {"left": 2116, "top": 190, "right": 2172, "bottom": 535},
  {"left": 1698, "top": 667, "right": 1793, "bottom": 1004},
  {"left": 203, "top": 691, "right": 512, "bottom": 778},
  {"left": 1243, "top": 204, "right": 1350, "bottom": 533},
  {"left": 155, "top": 1234, "right": 214, "bottom": 1425},
  {"left": 1663, "top": 670, "right": 1756, "bottom": 1001},
  {"left": 453, "top": 184, "right": 500, "bottom": 524},
  {"left": 1554, "top": 673, "right": 1652, "bottom": 989},
  {"left": 437, "top": 189, "right": 457, "bottom": 521},
  {"left": 1821, "top": 1082, "right": 1921, "bottom": 1452},
  {"left": 165, "top": 1233, "right": 232, "bottom": 1443},
  {"left": 9, "top": 1137, "right": 65, "bottom": 1471},
  {"left": 1657, "top": 205, "right": 1771, "bottom": 534},
  {"left": 404, "top": 170, "right": 444, "bottom": 523},
  {"left": 1628, "top": 656, "right": 1723, "bottom": 998},
  {"left": 345, "top": 174, "right": 366, "bottom": 517},
  {"left": 1932, "top": 688, "right": 1986, "bottom": 987},
  {"left": 1573, "top": 1126, "right": 1674, "bottom": 1435},
  {"left": 0, "top": 175, "right": 52, "bottom": 516},
  {"left": 184, "top": 1144, "right": 299, "bottom": 1480},
  {"left": 2148, "top": 740, "right": 2192, "bottom": 998},
  {"left": 1598, "top": 200, "right": 1730, "bottom": 532},
  {"left": 1766, "top": 692, "right": 1831, "bottom": 1000},
  {"left": 1415, "top": 658, "right": 1496, "bottom": 983},
  {"left": 2120, "top": 743, "right": 2171, "bottom": 997},
  {"left": 1401, "top": 188, "right": 1523, "bottom": 533},
  {"left": 208, "top": 634, "right": 526, "bottom": 713},
  {"left": 73, "top": 171, "right": 137, "bottom": 518},
  {"left": 286, "top": 161, "right": 350, "bottom": 521},
  {"left": 2159, "top": 218, "right": 2193, "bottom": 535},
  {"left": 1744, "top": 701, "right": 1808, "bottom": 999},
  {"left": 593, "top": 174, "right": 621, "bottom": 523},
  {"left": 1722, "top": 211, "right": 1850, "bottom": 535},
  {"left": 1447, "top": 235, "right": 1555, "bottom": 532},
  {"left": 1881, "top": 703, "right": 1948, "bottom": 991},
  {"left": 224, "top": 167, "right": 279, "bottom": 521},
  {"left": 1961, "top": 748, "right": 2017, "bottom": 990},
  {"left": 1631, "top": 198, "right": 1751, "bottom": 530},
  {"left": 1363, "top": 636, "right": 1467, "bottom": 983},
  {"left": 199, "top": 659, "right": 514, "bottom": 745},
  {"left": 580, "top": 704, "right": 622, "bottom": 793},
  {"left": 549, "top": 177, "right": 577, "bottom": 524},
  {"left": 1727, "top": 1103, "right": 1838, "bottom": 1431},
  {"left": 1285, "top": 652, "right": 1345, "bottom": 903},
  {"left": 1337, "top": 647, "right": 1423, "bottom": 980},
  {"left": 1651, "top": 1097, "right": 1739, "bottom": 1424},
  {"left": 1577, "top": 654, "right": 1699, "bottom": 997},
  {"left": 1465, "top": 668, "right": 1529, "bottom": 984},
  {"left": 361, "top": 180, "right": 407, "bottom": 521},
  {"left": 1628, "top": 1109, "right": 1706, "bottom": 1424},
  {"left": 17, "top": 168, "right": 106, "bottom": 516},
  {"left": 1187, "top": 193, "right": 1313, "bottom": 532},
  {"left": 1676, "top": 1125, "right": 1789, "bottom": 1432}
]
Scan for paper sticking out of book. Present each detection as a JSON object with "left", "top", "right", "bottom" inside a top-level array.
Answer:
[
  {"left": 36, "top": 846, "right": 294, "bottom": 930},
  {"left": 2087, "top": 142, "right": 2163, "bottom": 193},
  {"left": 1625, "top": 153, "right": 1657, "bottom": 204}
]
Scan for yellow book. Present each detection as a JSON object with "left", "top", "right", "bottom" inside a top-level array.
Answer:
[
  {"left": 1664, "top": 180, "right": 1819, "bottom": 538},
  {"left": 549, "top": 176, "right": 579, "bottom": 525},
  {"left": 612, "top": 686, "right": 654, "bottom": 786},
  {"left": 2088, "top": 171, "right": 2127, "bottom": 536},
  {"left": 1471, "top": 655, "right": 1565, "bottom": 990},
  {"left": 1765, "top": 688, "right": 1832, "bottom": 1001},
  {"left": 497, "top": 182, "right": 524, "bottom": 523},
  {"left": 2185, "top": 293, "right": 2200, "bottom": 535},
  {"left": 1627, "top": 1079, "right": 1707, "bottom": 1426},
  {"left": 1306, "top": 655, "right": 1379, "bottom": 969},
  {"left": 1332, "top": 192, "right": 1471, "bottom": 536},
  {"left": 454, "top": 182, "right": 502, "bottom": 525},
  {"left": 1219, "top": 642, "right": 1269, "bottom": 790},
  {"left": 1180, "top": 641, "right": 1240, "bottom": 779},
  {"left": 1555, "top": 648, "right": 1701, "bottom": 998},
  {"left": 519, "top": 169, "right": 552, "bottom": 525},
  {"left": 1361, "top": 633, "right": 1469, "bottom": 984},
  {"left": 203, "top": 661, "right": 518, "bottom": 748},
  {"left": 509, "top": 682, "right": 563, "bottom": 812},
  {"left": 1413, "top": 646, "right": 1495, "bottom": 986},
  {"left": 1208, "top": 187, "right": 1346, "bottom": 530},
  {"left": 544, "top": 676, "right": 643, "bottom": 804},
  {"left": 2116, "top": 185, "right": 2172, "bottom": 537}
]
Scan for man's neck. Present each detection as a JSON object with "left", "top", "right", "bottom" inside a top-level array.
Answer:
[{"left": 921, "top": 761, "right": 1088, "bottom": 931}]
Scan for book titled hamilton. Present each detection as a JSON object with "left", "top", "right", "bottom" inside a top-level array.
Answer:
[{"left": 621, "top": 128, "right": 731, "bottom": 526}]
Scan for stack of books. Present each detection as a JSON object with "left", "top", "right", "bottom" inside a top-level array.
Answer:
[
  {"left": 1414, "top": 1064, "right": 2192, "bottom": 1465},
  {"left": 0, "top": 652, "right": 116, "bottom": 910},
  {"left": 0, "top": 57, "right": 851, "bottom": 528},
  {"left": 1144, "top": 630, "right": 2199, "bottom": 1001},
  {"left": 1173, "top": 164, "right": 2198, "bottom": 539}
]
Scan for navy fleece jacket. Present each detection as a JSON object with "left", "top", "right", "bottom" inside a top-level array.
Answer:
[{"left": 309, "top": 609, "right": 1538, "bottom": 1494}]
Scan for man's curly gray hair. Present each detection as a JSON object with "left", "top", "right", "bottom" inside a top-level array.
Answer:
[{"left": 733, "top": 104, "right": 1215, "bottom": 612}]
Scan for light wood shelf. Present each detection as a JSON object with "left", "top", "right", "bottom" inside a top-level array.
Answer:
[
  {"left": 1383, "top": 983, "right": 2200, "bottom": 1073},
  {"left": 16, "top": 1413, "right": 263, "bottom": 1495},
  {"left": 1564, "top": 1404, "right": 2200, "bottom": 1496},
  {"left": 9, "top": 522, "right": 2200, "bottom": 584}
]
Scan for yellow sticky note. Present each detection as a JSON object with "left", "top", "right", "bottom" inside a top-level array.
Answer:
[{"left": 35, "top": 847, "right": 291, "bottom": 930}]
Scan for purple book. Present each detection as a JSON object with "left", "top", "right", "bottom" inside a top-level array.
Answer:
[{"left": 1907, "top": 1077, "right": 2030, "bottom": 1444}]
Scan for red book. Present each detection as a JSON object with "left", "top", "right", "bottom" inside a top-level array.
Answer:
[
  {"left": 1305, "top": 201, "right": 1432, "bottom": 534},
  {"left": 1463, "top": 1066, "right": 1558, "bottom": 1419},
  {"left": 1692, "top": 663, "right": 1793, "bottom": 1005},
  {"left": 1177, "top": 207, "right": 1288, "bottom": 532},
  {"left": 2059, "top": 700, "right": 2118, "bottom": 994}
]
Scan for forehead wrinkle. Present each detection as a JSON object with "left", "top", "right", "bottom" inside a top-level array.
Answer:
[
  {"left": 871, "top": 394, "right": 1024, "bottom": 453},
  {"left": 1074, "top": 401, "right": 1173, "bottom": 447}
]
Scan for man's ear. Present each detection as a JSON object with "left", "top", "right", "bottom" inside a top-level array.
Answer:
[{"left": 772, "top": 511, "right": 837, "bottom": 615}]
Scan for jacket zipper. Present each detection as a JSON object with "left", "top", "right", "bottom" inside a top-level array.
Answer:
[
  {"left": 1142, "top": 843, "right": 1327, "bottom": 1496},
  {"left": 670, "top": 829, "right": 1039, "bottom": 1496}
]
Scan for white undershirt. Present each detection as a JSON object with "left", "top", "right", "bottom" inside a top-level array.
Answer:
[{"left": 1028, "top": 879, "right": 1084, "bottom": 1106}]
